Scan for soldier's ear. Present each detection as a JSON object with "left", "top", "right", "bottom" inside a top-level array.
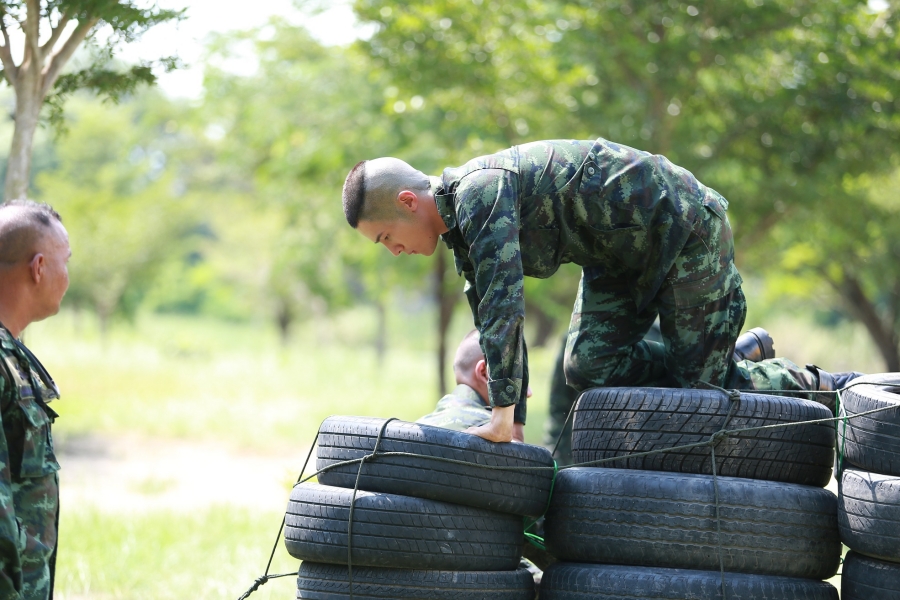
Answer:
[
  {"left": 397, "top": 190, "right": 419, "bottom": 212},
  {"left": 474, "top": 359, "right": 489, "bottom": 383},
  {"left": 29, "top": 253, "right": 45, "bottom": 284}
]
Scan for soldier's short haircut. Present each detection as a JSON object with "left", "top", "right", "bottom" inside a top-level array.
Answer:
[
  {"left": 342, "top": 161, "right": 367, "bottom": 228},
  {"left": 0, "top": 200, "right": 63, "bottom": 266},
  {"left": 453, "top": 329, "right": 484, "bottom": 379},
  {"left": 341, "top": 157, "right": 431, "bottom": 228}
]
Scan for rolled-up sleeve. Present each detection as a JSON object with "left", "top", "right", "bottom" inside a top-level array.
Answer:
[{"left": 455, "top": 168, "right": 528, "bottom": 418}]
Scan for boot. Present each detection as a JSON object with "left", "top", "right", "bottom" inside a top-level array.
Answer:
[
  {"left": 733, "top": 327, "right": 776, "bottom": 363},
  {"left": 807, "top": 364, "right": 865, "bottom": 413}
]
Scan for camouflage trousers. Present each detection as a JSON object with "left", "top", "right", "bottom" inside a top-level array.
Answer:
[
  {"left": 11, "top": 471, "right": 58, "bottom": 600},
  {"left": 550, "top": 206, "right": 827, "bottom": 460}
]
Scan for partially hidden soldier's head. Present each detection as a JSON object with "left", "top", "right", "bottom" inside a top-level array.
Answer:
[
  {"left": 453, "top": 329, "right": 490, "bottom": 406},
  {"left": 452, "top": 329, "right": 532, "bottom": 406},
  {"left": 342, "top": 157, "right": 445, "bottom": 257},
  {"left": 0, "top": 200, "right": 70, "bottom": 326}
]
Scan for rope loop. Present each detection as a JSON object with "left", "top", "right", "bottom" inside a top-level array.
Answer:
[
  {"left": 237, "top": 576, "right": 269, "bottom": 600},
  {"left": 707, "top": 430, "right": 730, "bottom": 446}
]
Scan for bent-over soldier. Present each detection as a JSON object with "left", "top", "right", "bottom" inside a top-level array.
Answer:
[{"left": 342, "top": 138, "right": 860, "bottom": 443}]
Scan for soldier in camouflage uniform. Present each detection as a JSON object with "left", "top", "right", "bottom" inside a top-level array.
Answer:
[
  {"left": 417, "top": 329, "right": 532, "bottom": 441},
  {"left": 0, "top": 200, "right": 70, "bottom": 599},
  {"left": 343, "top": 138, "right": 857, "bottom": 443},
  {"left": 417, "top": 329, "right": 493, "bottom": 432}
]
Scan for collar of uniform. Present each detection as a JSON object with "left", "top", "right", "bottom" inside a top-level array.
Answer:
[
  {"left": 450, "top": 383, "right": 489, "bottom": 408},
  {"left": 432, "top": 176, "right": 458, "bottom": 234}
]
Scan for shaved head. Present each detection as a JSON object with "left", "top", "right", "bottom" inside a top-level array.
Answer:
[
  {"left": 0, "top": 200, "right": 63, "bottom": 267},
  {"left": 453, "top": 329, "right": 484, "bottom": 380},
  {"left": 342, "top": 157, "right": 431, "bottom": 228}
]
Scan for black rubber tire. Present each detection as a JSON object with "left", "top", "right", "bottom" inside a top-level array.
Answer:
[
  {"left": 539, "top": 563, "right": 838, "bottom": 600},
  {"left": 284, "top": 483, "right": 522, "bottom": 570},
  {"left": 316, "top": 416, "right": 555, "bottom": 517},
  {"left": 295, "top": 562, "right": 536, "bottom": 599},
  {"left": 571, "top": 387, "right": 835, "bottom": 486},
  {"left": 544, "top": 467, "right": 841, "bottom": 579},
  {"left": 841, "top": 551, "right": 900, "bottom": 600},
  {"left": 838, "top": 468, "right": 900, "bottom": 562},
  {"left": 838, "top": 373, "right": 900, "bottom": 477}
]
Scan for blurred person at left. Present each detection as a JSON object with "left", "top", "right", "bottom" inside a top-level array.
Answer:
[{"left": 0, "top": 200, "right": 70, "bottom": 600}]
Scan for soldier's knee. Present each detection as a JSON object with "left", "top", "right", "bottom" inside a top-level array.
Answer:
[{"left": 564, "top": 350, "right": 615, "bottom": 392}]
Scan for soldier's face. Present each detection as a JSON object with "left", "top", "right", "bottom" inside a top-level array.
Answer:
[
  {"left": 357, "top": 216, "right": 440, "bottom": 257},
  {"left": 34, "top": 222, "right": 71, "bottom": 320}
]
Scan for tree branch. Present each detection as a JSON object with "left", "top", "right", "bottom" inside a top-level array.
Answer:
[
  {"left": 24, "top": 0, "right": 42, "bottom": 66},
  {"left": 41, "top": 17, "right": 99, "bottom": 97},
  {"left": 41, "top": 11, "right": 71, "bottom": 55},
  {"left": 0, "top": 14, "right": 18, "bottom": 87}
]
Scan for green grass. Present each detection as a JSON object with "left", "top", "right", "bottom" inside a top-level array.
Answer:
[{"left": 55, "top": 506, "right": 299, "bottom": 600}]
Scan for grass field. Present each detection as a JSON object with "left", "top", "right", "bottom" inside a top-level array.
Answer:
[{"left": 23, "top": 301, "right": 884, "bottom": 599}]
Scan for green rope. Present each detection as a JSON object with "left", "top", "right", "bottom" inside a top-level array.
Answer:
[{"left": 523, "top": 459, "right": 558, "bottom": 550}]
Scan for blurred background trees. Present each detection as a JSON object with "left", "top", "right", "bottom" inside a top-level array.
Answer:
[
  {"left": 0, "top": 0, "right": 182, "bottom": 199},
  {"left": 8, "top": 0, "right": 900, "bottom": 378}
]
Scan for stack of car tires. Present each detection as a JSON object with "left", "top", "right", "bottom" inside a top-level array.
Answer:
[
  {"left": 836, "top": 373, "right": 900, "bottom": 599},
  {"left": 541, "top": 387, "right": 843, "bottom": 599},
  {"left": 283, "top": 416, "right": 556, "bottom": 599}
]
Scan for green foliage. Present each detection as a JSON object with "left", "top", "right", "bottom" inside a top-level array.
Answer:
[
  {"left": 35, "top": 97, "right": 200, "bottom": 329},
  {"left": 46, "top": 54, "right": 181, "bottom": 131}
]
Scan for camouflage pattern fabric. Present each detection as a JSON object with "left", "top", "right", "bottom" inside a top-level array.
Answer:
[
  {"left": 434, "top": 138, "right": 742, "bottom": 415},
  {"left": 0, "top": 326, "right": 59, "bottom": 600},
  {"left": 563, "top": 207, "right": 744, "bottom": 392},
  {"left": 415, "top": 384, "right": 491, "bottom": 431},
  {"left": 730, "top": 358, "right": 830, "bottom": 408},
  {"left": 434, "top": 137, "right": 829, "bottom": 418}
]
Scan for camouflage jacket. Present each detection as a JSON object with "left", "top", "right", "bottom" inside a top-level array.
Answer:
[
  {"left": 0, "top": 325, "right": 59, "bottom": 597},
  {"left": 415, "top": 384, "right": 491, "bottom": 431},
  {"left": 434, "top": 138, "right": 742, "bottom": 412}
]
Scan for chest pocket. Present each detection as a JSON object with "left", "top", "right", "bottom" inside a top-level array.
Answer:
[
  {"left": 520, "top": 228, "right": 561, "bottom": 278},
  {"left": 1, "top": 354, "right": 59, "bottom": 479}
]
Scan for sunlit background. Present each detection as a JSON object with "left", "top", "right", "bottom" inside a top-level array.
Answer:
[{"left": 0, "top": 0, "right": 897, "bottom": 597}]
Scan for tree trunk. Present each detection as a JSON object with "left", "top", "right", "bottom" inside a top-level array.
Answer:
[
  {"left": 5, "top": 83, "right": 41, "bottom": 200},
  {"left": 275, "top": 299, "right": 292, "bottom": 346},
  {"left": 839, "top": 274, "right": 900, "bottom": 372},
  {"left": 435, "top": 245, "right": 457, "bottom": 395}
]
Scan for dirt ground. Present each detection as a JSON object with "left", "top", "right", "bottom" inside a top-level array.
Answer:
[{"left": 56, "top": 434, "right": 315, "bottom": 514}]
